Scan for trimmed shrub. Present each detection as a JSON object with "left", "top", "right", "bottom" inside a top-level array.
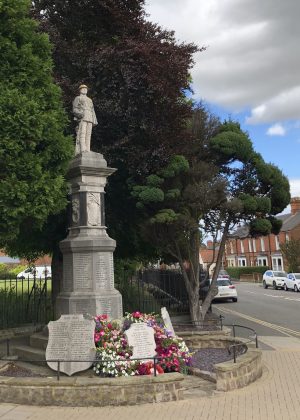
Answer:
[{"left": 227, "top": 266, "right": 269, "bottom": 280}]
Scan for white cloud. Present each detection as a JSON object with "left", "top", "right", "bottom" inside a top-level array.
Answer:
[
  {"left": 266, "top": 123, "right": 286, "bottom": 136},
  {"left": 289, "top": 179, "right": 300, "bottom": 197},
  {"left": 145, "top": 0, "right": 300, "bottom": 123},
  {"left": 278, "top": 179, "right": 300, "bottom": 214},
  {"left": 247, "top": 87, "right": 300, "bottom": 124}
]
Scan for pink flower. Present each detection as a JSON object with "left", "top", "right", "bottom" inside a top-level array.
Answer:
[{"left": 132, "top": 311, "right": 141, "bottom": 318}]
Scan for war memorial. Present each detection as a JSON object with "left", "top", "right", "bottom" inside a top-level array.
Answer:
[{"left": 0, "top": 85, "right": 262, "bottom": 407}]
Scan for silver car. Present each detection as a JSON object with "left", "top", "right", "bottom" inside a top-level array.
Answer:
[
  {"left": 284, "top": 273, "right": 300, "bottom": 292},
  {"left": 262, "top": 270, "right": 287, "bottom": 290}
]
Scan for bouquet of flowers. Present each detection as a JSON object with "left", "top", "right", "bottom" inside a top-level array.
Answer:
[{"left": 93, "top": 312, "right": 192, "bottom": 377}]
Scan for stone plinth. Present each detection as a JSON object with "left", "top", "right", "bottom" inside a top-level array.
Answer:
[{"left": 56, "top": 151, "right": 123, "bottom": 319}]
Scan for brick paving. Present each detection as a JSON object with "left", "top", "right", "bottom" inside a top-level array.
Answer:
[{"left": 0, "top": 345, "right": 300, "bottom": 420}]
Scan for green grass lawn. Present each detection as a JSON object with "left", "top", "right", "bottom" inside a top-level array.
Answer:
[
  {"left": 0, "top": 278, "right": 53, "bottom": 329},
  {"left": 0, "top": 278, "right": 52, "bottom": 294}
]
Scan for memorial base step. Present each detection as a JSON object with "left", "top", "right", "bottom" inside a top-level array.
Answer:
[
  {"left": 29, "top": 333, "right": 49, "bottom": 351},
  {"left": 14, "top": 345, "right": 46, "bottom": 365}
]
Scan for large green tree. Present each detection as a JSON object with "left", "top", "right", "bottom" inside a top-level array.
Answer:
[
  {"left": 33, "top": 0, "right": 198, "bottom": 260},
  {"left": 281, "top": 239, "right": 300, "bottom": 272},
  {"left": 131, "top": 106, "right": 224, "bottom": 322},
  {"left": 132, "top": 116, "right": 290, "bottom": 322},
  {"left": 201, "top": 121, "right": 290, "bottom": 319},
  {"left": 0, "top": 0, "right": 73, "bottom": 276}
]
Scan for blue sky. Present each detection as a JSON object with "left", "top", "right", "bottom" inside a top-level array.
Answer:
[
  {"left": 145, "top": 0, "right": 300, "bottom": 208},
  {"left": 208, "top": 102, "right": 300, "bottom": 180}
]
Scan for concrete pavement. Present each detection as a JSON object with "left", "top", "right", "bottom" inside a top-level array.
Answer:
[{"left": 0, "top": 337, "right": 299, "bottom": 420}]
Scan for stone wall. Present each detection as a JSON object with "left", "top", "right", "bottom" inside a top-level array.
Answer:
[
  {"left": 181, "top": 331, "right": 263, "bottom": 392},
  {"left": 0, "top": 372, "right": 184, "bottom": 406},
  {"left": 178, "top": 328, "right": 234, "bottom": 349},
  {"left": 215, "top": 349, "right": 262, "bottom": 391}
]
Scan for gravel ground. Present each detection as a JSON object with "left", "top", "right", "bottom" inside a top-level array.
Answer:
[
  {"left": 191, "top": 347, "right": 246, "bottom": 372},
  {"left": 0, "top": 363, "right": 45, "bottom": 377}
]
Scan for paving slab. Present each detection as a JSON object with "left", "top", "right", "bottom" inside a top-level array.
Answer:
[{"left": 1, "top": 339, "right": 300, "bottom": 419}]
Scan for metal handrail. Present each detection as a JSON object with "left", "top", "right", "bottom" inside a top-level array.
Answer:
[
  {"left": 224, "top": 323, "right": 258, "bottom": 363},
  {"left": 0, "top": 355, "right": 164, "bottom": 381},
  {"left": 173, "top": 314, "right": 224, "bottom": 330}
]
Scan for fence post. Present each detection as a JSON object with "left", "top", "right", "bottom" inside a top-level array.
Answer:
[
  {"left": 232, "top": 324, "right": 236, "bottom": 338},
  {"left": 57, "top": 361, "right": 60, "bottom": 381},
  {"left": 153, "top": 357, "right": 157, "bottom": 377},
  {"left": 219, "top": 315, "right": 223, "bottom": 330},
  {"left": 233, "top": 345, "right": 236, "bottom": 363},
  {"left": 6, "top": 339, "right": 10, "bottom": 357}
]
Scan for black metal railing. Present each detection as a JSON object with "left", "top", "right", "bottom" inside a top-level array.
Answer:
[
  {"left": 0, "top": 352, "right": 164, "bottom": 381},
  {"left": 227, "top": 324, "right": 258, "bottom": 363},
  {"left": 0, "top": 277, "right": 53, "bottom": 329}
]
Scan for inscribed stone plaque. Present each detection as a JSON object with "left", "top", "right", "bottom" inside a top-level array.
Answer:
[
  {"left": 73, "top": 300, "right": 94, "bottom": 315},
  {"left": 46, "top": 314, "right": 96, "bottom": 376},
  {"left": 125, "top": 323, "right": 156, "bottom": 361},
  {"left": 161, "top": 307, "right": 176, "bottom": 337},
  {"left": 73, "top": 253, "right": 92, "bottom": 289},
  {"left": 63, "top": 254, "right": 73, "bottom": 292},
  {"left": 95, "top": 252, "right": 114, "bottom": 289},
  {"left": 97, "top": 296, "right": 112, "bottom": 315}
]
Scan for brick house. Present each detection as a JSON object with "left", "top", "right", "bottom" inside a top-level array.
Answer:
[
  {"left": 0, "top": 250, "right": 51, "bottom": 267},
  {"left": 223, "top": 197, "right": 300, "bottom": 271}
]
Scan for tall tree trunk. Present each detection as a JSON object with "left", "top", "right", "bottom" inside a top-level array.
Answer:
[
  {"left": 178, "top": 229, "right": 201, "bottom": 323},
  {"left": 200, "top": 217, "right": 231, "bottom": 320}
]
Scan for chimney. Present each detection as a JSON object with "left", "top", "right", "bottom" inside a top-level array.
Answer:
[
  {"left": 207, "top": 240, "right": 213, "bottom": 249},
  {"left": 290, "top": 197, "right": 300, "bottom": 215}
]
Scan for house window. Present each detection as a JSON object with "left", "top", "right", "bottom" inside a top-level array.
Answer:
[
  {"left": 238, "top": 257, "right": 247, "bottom": 267},
  {"left": 227, "top": 258, "right": 235, "bottom": 267},
  {"left": 275, "top": 236, "right": 280, "bottom": 251},
  {"left": 252, "top": 239, "right": 256, "bottom": 252},
  {"left": 230, "top": 242, "right": 234, "bottom": 254},
  {"left": 260, "top": 238, "right": 265, "bottom": 252},
  {"left": 272, "top": 257, "right": 283, "bottom": 270},
  {"left": 257, "top": 257, "right": 268, "bottom": 266},
  {"left": 248, "top": 239, "right": 252, "bottom": 253},
  {"left": 241, "top": 240, "right": 244, "bottom": 254},
  {"left": 286, "top": 233, "right": 289, "bottom": 242}
]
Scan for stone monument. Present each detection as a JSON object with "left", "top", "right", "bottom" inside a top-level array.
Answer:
[
  {"left": 161, "top": 307, "right": 176, "bottom": 337},
  {"left": 55, "top": 84, "right": 123, "bottom": 319},
  {"left": 125, "top": 323, "right": 156, "bottom": 361},
  {"left": 46, "top": 314, "right": 96, "bottom": 376}
]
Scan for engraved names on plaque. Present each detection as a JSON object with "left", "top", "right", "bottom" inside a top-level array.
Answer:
[
  {"left": 46, "top": 314, "right": 96, "bottom": 376},
  {"left": 74, "top": 253, "right": 92, "bottom": 289},
  {"left": 63, "top": 253, "right": 73, "bottom": 292},
  {"left": 161, "top": 307, "right": 176, "bottom": 337},
  {"left": 125, "top": 323, "right": 156, "bottom": 361},
  {"left": 95, "top": 252, "right": 114, "bottom": 290}
]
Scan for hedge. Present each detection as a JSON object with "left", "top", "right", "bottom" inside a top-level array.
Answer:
[{"left": 226, "top": 266, "right": 269, "bottom": 279}]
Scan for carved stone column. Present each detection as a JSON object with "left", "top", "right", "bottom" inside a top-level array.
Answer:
[{"left": 55, "top": 151, "right": 123, "bottom": 320}]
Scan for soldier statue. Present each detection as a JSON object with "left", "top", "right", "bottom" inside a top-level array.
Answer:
[{"left": 72, "top": 84, "right": 98, "bottom": 154}]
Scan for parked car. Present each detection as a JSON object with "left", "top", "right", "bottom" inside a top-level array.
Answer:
[
  {"left": 262, "top": 270, "right": 287, "bottom": 290},
  {"left": 284, "top": 273, "right": 300, "bottom": 292},
  {"left": 218, "top": 269, "right": 230, "bottom": 279},
  {"left": 213, "top": 278, "right": 238, "bottom": 302},
  {"left": 17, "top": 266, "right": 51, "bottom": 279}
]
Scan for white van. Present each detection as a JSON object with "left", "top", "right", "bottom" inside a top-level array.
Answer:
[{"left": 17, "top": 266, "right": 51, "bottom": 279}]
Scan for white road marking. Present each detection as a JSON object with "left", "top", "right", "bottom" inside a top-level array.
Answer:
[
  {"left": 245, "top": 290, "right": 300, "bottom": 302},
  {"left": 216, "top": 306, "right": 300, "bottom": 338}
]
